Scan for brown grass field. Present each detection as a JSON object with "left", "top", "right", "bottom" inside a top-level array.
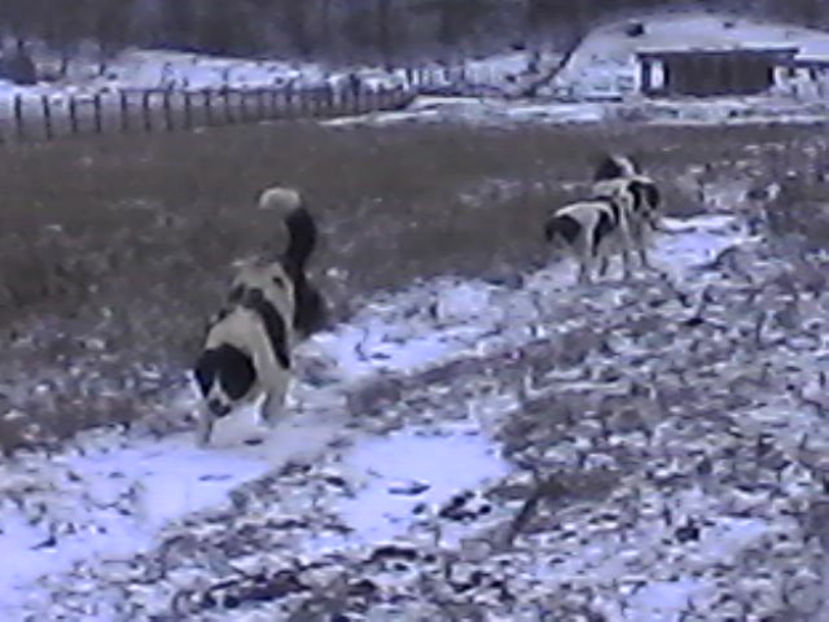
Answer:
[{"left": 2, "top": 116, "right": 829, "bottom": 453}]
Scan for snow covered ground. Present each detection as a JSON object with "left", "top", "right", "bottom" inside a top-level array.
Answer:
[
  {"left": 7, "top": 202, "right": 829, "bottom": 620},
  {"left": 4, "top": 12, "right": 829, "bottom": 134},
  {"left": 5, "top": 48, "right": 410, "bottom": 97},
  {"left": 322, "top": 93, "right": 829, "bottom": 128},
  {"left": 2, "top": 12, "right": 829, "bottom": 621}
]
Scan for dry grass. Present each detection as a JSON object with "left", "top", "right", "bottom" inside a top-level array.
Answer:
[{"left": 2, "top": 117, "right": 829, "bottom": 453}]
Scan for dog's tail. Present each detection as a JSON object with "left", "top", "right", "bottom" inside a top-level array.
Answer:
[{"left": 258, "top": 186, "right": 318, "bottom": 275}]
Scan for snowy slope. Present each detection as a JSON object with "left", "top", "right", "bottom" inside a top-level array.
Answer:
[{"left": 0, "top": 210, "right": 767, "bottom": 621}]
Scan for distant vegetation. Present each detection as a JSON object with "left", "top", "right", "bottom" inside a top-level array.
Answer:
[{"left": 1, "top": 0, "right": 828, "bottom": 71}]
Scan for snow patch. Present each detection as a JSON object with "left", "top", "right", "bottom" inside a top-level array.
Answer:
[{"left": 331, "top": 426, "right": 507, "bottom": 545}]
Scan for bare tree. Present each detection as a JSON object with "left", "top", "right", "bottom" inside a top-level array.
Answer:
[
  {"left": 280, "top": 0, "right": 315, "bottom": 58},
  {"left": 91, "top": 0, "right": 136, "bottom": 75}
]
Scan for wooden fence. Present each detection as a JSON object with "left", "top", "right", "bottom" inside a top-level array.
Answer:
[{"left": 0, "top": 83, "right": 416, "bottom": 143}]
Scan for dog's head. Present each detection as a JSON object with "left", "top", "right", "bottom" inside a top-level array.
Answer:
[
  {"left": 194, "top": 344, "right": 256, "bottom": 417},
  {"left": 593, "top": 154, "right": 640, "bottom": 182}
]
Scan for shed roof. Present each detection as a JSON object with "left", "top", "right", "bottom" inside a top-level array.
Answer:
[
  {"left": 789, "top": 56, "right": 829, "bottom": 68},
  {"left": 636, "top": 45, "right": 799, "bottom": 61}
]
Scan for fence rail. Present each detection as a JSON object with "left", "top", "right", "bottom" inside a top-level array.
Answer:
[{"left": 0, "top": 83, "right": 416, "bottom": 144}]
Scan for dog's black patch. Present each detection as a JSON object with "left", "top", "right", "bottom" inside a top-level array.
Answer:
[
  {"left": 596, "top": 196, "right": 622, "bottom": 226},
  {"left": 545, "top": 214, "right": 581, "bottom": 245},
  {"left": 242, "top": 287, "right": 291, "bottom": 369},
  {"left": 593, "top": 210, "right": 615, "bottom": 257},
  {"left": 627, "top": 180, "right": 643, "bottom": 210},
  {"left": 194, "top": 344, "right": 256, "bottom": 402}
]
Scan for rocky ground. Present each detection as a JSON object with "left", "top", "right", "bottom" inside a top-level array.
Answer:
[{"left": 3, "top": 206, "right": 829, "bottom": 621}]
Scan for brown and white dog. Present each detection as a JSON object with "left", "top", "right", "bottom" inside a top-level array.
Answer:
[{"left": 193, "top": 186, "right": 327, "bottom": 447}]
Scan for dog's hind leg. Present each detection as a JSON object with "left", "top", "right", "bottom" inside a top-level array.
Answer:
[
  {"left": 638, "top": 247, "right": 653, "bottom": 270},
  {"left": 621, "top": 248, "right": 634, "bottom": 279},
  {"left": 598, "top": 255, "right": 611, "bottom": 277},
  {"left": 577, "top": 249, "right": 596, "bottom": 285}
]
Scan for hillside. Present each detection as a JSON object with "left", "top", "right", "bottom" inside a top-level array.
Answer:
[
  {"left": 4, "top": 1, "right": 829, "bottom": 70},
  {"left": 552, "top": 12, "right": 829, "bottom": 98}
]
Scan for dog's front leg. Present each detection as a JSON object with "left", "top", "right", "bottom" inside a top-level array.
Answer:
[
  {"left": 260, "top": 391, "right": 285, "bottom": 429},
  {"left": 197, "top": 410, "right": 216, "bottom": 447}
]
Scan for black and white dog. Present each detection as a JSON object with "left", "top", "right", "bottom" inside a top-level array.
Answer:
[
  {"left": 591, "top": 154, "right": 662, "bottom": 273},
  {"left": 544, "top": 195, "right": 631, "bottom": 284},
  {"left": 193, "top": 186, "right": 327, "bottom": 447}
]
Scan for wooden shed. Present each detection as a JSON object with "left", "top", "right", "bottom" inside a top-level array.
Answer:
[
  {"left": 637, "top": 46, "right": 799, "bottom": 97},
  {"left": 787, "top": 56, "right": 829, "bottom": 80}
]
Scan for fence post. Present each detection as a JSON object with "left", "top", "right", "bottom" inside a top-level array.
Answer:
[
  {"left": 41, "top": 95, "right": 53, "bottom": 140},
  {"left": 68, "top": 95, "right": 79, "bottom": 135},
  {"left": 120, "top": 91, "right": 129, "bottom": 133},
  {"left": 204, "top": 89, "right": 214, "bottom": 125},
  {"left": 316, "top": 88, "right": 325, "bottom": 117},
  {"left": 269, "top": 88, "right": 278, "bottom": 118},
  {"left": 239, "top": 89, "right": 248, "bottom": 122},
  {"left": 13, "top": 95, "right": 24, "bottom": 141},
  {"left": 93, "top": 93, "right": 103, "bottom": 134},
  {"left": 324, "top": 84, "right": 334, "bottom": 117},
  {"left": 307, "top": 89, "right": 316, "bottom": 117},
  {"left": 183, "top": 91, "right": 192, "bottom": 129},
  {"left": 257, "top": 88, "right": 266, "bottom": 120},
  {"left": 285, "top": 86, "right": 295, "bottom": 119},
  {"left": 142, "top": 91, "right": 152, "bottom": 132},
  {"left": 349, "top": 87, "right": 358, "bottom": 116},
  {"left": 308, "top": 87, "right": 317, "bottom": 116},
  {"left": 222, "top": 88, "right": 233, "bottom": 124},
  {"left": 162, "top": 90, "right": 173, "bottom": 131},
  {"left": 294, "top": 87, "right": 303, "bottom": 118}
]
